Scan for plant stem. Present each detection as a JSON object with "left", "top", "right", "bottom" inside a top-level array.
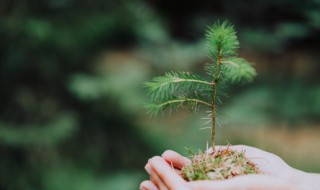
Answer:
[{"left": 212, "top": 49, "right": 222, "bottom": 152}]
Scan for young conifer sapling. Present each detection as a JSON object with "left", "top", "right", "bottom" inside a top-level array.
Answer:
[{"left": 145, "top": 21, "right": 260, "bottom": 180}]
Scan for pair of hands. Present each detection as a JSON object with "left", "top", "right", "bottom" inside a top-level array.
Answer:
[{"left": 140, "top": 145, "right": 317, "bottom": 190}]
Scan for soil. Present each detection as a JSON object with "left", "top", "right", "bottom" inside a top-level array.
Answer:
[{"left": 181, "top": 146, "right": 260, "bottom": 181}]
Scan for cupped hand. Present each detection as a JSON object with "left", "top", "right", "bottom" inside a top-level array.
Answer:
[{"left": 140, "top": 145, "right": 301, "bottom": 190}]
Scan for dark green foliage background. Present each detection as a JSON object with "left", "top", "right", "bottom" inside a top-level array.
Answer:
[{"left": 0, "top": 0, "right": 320, "bottom": 189}]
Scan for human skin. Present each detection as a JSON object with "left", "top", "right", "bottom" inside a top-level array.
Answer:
[{"left": 140, "top": 145, "right": 320, "bottom": 190}]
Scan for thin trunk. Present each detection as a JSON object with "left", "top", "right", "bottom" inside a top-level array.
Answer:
[
  {"left": 212, "top": 49, "right": 221, "bottom": 152},
  {"left": 211, "top": 83, "right": 216, "bottom": 151}
]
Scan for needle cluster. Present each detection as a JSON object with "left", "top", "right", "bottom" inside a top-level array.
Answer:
[{"left": 144, "top": 21, "right": 256, "bottom": 148}]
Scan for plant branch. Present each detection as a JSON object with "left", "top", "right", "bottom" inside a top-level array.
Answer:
[
  {"left": 158, "top": 98, "right": 213, "bottom": 108},
  {"left": 159, "top": 78, "right": 214, "bottom": 87}
]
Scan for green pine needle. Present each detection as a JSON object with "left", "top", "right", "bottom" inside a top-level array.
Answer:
[
  {"left": 222, "top": 58, "right": 257, "bottom": 83},
  {"left": 145, "top": 72, "right": 213, "bottom": 101},
  {"left": 206, "top": 21, "right": 239, "bottom": 59},
  {"left": 144, "top": 97, "right": 212, "bottom": 117}
]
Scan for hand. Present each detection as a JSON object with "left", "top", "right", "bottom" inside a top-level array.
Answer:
[{"left": 140, "top": 145, "right": 320, "bottom": 190}]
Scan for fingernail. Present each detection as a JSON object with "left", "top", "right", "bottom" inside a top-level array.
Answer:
[
  {"left": 149, "top": 186, "right": 158, "bottom": 190},
  {"left": 145, "top": 164, "right": 151, "bottom": 174},
  {"left": 140, "top": 183, "right": 156, "bottom": 190},
  {"left": 139, "top": 183, "right": 146, "bottom": 190}
]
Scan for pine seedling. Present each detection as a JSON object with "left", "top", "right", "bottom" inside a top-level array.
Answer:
[{"left": 145, "top": 21, "right": 256, "bottom": 152}]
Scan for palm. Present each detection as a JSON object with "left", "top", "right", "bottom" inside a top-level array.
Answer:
[{"left": 211, "top": 145, "right": 292, "bottom": 176}]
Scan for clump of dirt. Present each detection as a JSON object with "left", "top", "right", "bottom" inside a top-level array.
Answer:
[{"left": 181, "top": 147, "right": 260, "bottom": 181}]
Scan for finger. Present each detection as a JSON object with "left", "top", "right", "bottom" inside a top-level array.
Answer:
[
  {"left": 146, "top": 161, "right": 170, "bottom": 190},
  {"left": 161, "top": 150, "right": 191, "bottom": 169},
  {"left": 150, "top": 167, "right": 169, "bottom": 190},
  {"left": 146, "top": 163, "right": 164, "bottom": 188},
  {"left": 149, "top": 156, "right": 191, "bottom": 190},
  {"left": 140, "top": 180, "right": 159, "bottom": 190},
  {"left": 174, "top": 168, "right": 182, "bottom": 175},
  {"left": 188, "top": 174, "right": 293, "bottom": 190}
]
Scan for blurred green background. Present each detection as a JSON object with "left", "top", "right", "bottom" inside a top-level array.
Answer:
[{"left": 1, "top": 0, "right": 320, "bottom": 189}]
